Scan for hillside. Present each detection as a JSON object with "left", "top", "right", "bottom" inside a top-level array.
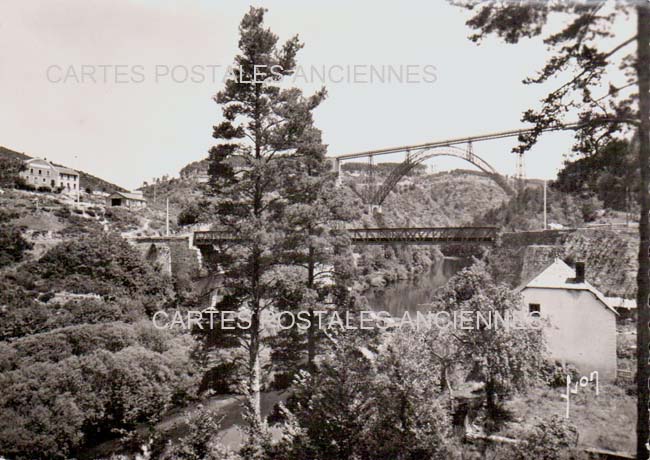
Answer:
[
  {"left": 0, "top": 145, "right": 126, "bottom": 193},
  {"left": 138, "top": 161, "right": 515, "bottom": 235},
  {"left": 350, "top": 169, "right": 510, "bottom": 227}
]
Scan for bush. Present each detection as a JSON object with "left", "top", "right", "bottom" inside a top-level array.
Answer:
[
  {"left": 104, "top": 207, "right": 142, "bottom": 232},
  {"left": 0, "top": 321, "right": 175, "bottom": 371},
  {"left": 27, "top": 233, "right": 172, "bottom": 299},
  {"left": 0, "top": 157, "right": 26, "bottom": 188},
  {"left": 0, "top": 346, "right": 192, "bottom": 459},
  {"left": 542, "top": 361, "right": 581, "bottom": 388},
  {"left": 511, "top": 416, "right": 579, "bottom": 460},
  {"left": 0, "top": 297, "right": 132, "bottom": 341},
  {"left": 177, "top": 200, "right": 211, "bottom": 226},
  {"left": 0, "top": 223, "right": 33, "bottom": 267},
  {"left": 53, "top": 206, "right": 72, "bottom": 218},
  {"left": 161, "top": 406, "right": 238, "bottom": 460}
]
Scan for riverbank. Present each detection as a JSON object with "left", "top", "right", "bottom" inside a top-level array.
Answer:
[
  {"left": 352, "top": 245, "right": 446, "bottom": 294},
  {"left": 361, "top": 256, "right": 472, "bottom": 317}
]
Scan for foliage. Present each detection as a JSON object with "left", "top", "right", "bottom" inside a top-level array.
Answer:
[
  {"left": 433, "top": 263, "right": 545, "bottom": 426},
  {"left": 510, "top": 416, "right": 579, "bottom": 460},
  {"left": 161, "top": 406, "right": 238, "bottom": 460},
  {"left": 0, "top": 345, "right": 195, "bottom": 460},
  {"left": 452, "top": 4, "right": 648, "bottom": 455},
  {"left": 0, "top": 156, "right": 26, "bottom": 188},
  {"left": 267, "top": 118, "right": 358, "bottom": 374},
  {"left": 267, "top": 333, "right": 451, "bottom": 460},
  {"left": 552, "top": 139, "right": 638, "bottom": 212},
  {"left": 0, "top": 223, "right": 33, "bottom": 268},
  {"left": 177, "top": 199, "right": 212, "bottom": 226},
  {"left": 474, "top": 185, "right": 586, "bottom": 231},
  {"left": 26, "top": 232, "right": 172, "bottom": 301},
  {"left": 202, "top": 6, "right": 332, "bottom": 432},
  {"left": 540, "top": 361, "right": 581, "bottom": 389},
  {"left": 0, "top": 294, "right": 132, "bottom": 341},
  {"left": 103, "top": 207, "right": 145, "bottom": 232},
  {"left": 0, "top": 321, "right": 176, "bottom": 371}
]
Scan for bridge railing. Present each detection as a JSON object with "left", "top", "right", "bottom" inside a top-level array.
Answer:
[
  {"left": 194, "top": 227, "right": 499, "bottom": 245},
  {"left": 193, "top": 230, "right": 241, "bottom": 245},
  {"left": 347, "top": 226, "right": 499, "bottom": 244}
]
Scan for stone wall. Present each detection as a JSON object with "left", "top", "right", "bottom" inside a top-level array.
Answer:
[
  {"left": 490, "top": 228, "right": 638, "bottom": 298},
  {"left": 130, "top": 236, "right": 202, "bottom": 291}
]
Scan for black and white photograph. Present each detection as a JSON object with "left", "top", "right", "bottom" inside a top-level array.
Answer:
[{"left": 0, "top": 1, "right": 648, "bottom": 458}]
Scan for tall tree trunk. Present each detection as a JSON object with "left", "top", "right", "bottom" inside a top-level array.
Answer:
[
  {"left": 636, "top": 6, "right": 650, "bottom": 459},
  {"left": 249, "top": 311, "right": 262, "bottom": 424},
  {"left": 307, "top": 249, "right": 316, "bottom": 368}
]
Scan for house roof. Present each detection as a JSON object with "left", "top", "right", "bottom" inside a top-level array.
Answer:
[
  {"left": 55, "top": 166, "right": 79, "bottom": 176},
  {"left": 109, "top": 191, "right": 146, "bottom": 201},
  {"left": 516, "top": 258, "right": 618, "bottom": 315},
  {"left": 24, "top": 158, "right": 78, "bottom": 175},
  {"left": 25, "top": 158, "right": 56, "bottom": 169}
]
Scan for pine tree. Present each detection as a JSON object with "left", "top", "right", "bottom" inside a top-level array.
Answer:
[
  {"left": 452, "top": 2, "right": 649, "bottom": 455},
  {"left": 205, "top": 6, "right": 328, "bottom": 435},
  {"left": 269, "top": 145, "right": 359, "bottom": 379}
]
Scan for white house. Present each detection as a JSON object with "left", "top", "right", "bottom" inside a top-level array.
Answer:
[
  {"left": 20, "top": 158, "right": 79, "bottom": 195},
  {"left": 517, "top": 259, "right": 618, "bottom": 381}
]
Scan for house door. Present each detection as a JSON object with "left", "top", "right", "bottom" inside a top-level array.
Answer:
[{"left": 111, "top": 198, "right": 122, "bottom": 206}]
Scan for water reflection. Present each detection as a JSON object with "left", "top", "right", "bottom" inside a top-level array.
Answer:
[{"left": 365, "top": 257, "right": 471, "bottom": 317}]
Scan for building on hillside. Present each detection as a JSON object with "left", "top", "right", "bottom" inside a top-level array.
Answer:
[
  {"left": 516, "top": 259, "right": 618, "bottom": 381},
  {"left": 106, "top": 191, "right": 147, "bottom": 209},
  {"left": 20, "top": 158, "right": 80, "bottom": 195}
]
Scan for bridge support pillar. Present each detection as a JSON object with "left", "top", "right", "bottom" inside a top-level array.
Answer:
[{"left": 335, "top": 158, "right": 342, "bottom": 186}]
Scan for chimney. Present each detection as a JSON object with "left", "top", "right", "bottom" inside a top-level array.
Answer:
[{"left": 575, "top": 262, "right": 585, "bottom": 284}]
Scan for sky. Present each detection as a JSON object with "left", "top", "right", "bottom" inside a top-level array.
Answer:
[{"left": 0, "top": 0, "right": 637, "bottom": 190}]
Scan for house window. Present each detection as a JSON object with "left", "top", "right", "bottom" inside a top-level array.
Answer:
[
  {"left": 529, "top": 303, "right": 541, "bottom": 318},
  {"left": 30, "top": 168, "right": 33, "bottom": 174},
  {"left": 38, "top": 169, "right": 42, "bottom": 175}
]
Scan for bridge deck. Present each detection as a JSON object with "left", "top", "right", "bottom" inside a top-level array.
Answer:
[
  {"left": 348, "top": 226, "right": 498, "bottom": 244},
  {"left": 192, "top": 227, "right": 498, "bottom": 246}
]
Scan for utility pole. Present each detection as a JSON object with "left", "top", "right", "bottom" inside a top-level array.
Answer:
[
  {"left": 543, "top": 180, "right": 547, "bottom": 230},
  {"left": 166, "top": 198, "right": 170, "bottom": 236}
]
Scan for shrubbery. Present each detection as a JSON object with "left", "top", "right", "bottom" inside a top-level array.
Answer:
[
  {"left": 26, "top": 233, "right": 172, "bottom": 299},
  {"left": 0, "top": 295, "right": 132, "bottom": 341},
  {"left": 0, "top": 231, "right": 200, "bottom": 458},
  {"left": 0, "top": 321, "right": 176, "bottom": 371},
  {"left": 0, "top": 157, "right": 26, "bottom": 189},
  {"left": 0, "top": 345, "right": 196, "bottom": 459},
  {"left": 0, "top": 223, "right": 33, "bottom": 268}
]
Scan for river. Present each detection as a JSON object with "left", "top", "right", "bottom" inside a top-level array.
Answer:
[{"left": 365, "top": 257, "right": 471, "bottom": 317}]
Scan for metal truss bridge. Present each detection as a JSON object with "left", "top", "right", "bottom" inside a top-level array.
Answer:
[
  {"left": 193, "top": 226, "right": 499, "bottom": 246},
  {"left": 333, "top": 124, "right": 578, "bottom": 207}
]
